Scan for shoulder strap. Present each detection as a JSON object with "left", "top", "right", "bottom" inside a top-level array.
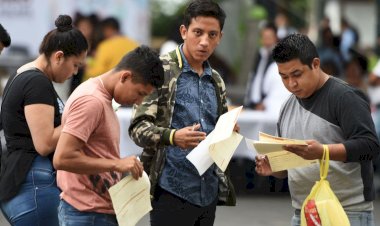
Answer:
[
  {"left": 0, "top": 73, "right": 19, "bottom": 130},
  {"left": 0, "top": 68, "right": 38, "bottom": 130}
]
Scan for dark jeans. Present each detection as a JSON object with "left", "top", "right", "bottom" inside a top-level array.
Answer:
[
  {"left": 58, "top": 199, "right": 118, "bottom": 226},
  {"left": 150, "top": 186, "right": 217, "bottom": 226},
  {"left": 0, "top": 156, "right": 60, "bottom": 226}
]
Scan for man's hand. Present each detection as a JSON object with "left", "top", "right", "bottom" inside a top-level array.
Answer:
[
  {"left": 233, "top": 123, "right": 240, "bottom": 133},
  {"left": 115, "top": 156, "right": 144, "bottom": 180},
  {"left": 255, "top": 154, "right": 272, "bottom": 176},
  {"left": 173, "top": 124, "right": 206, "bottom": 149},
  {"left": 284, "top": 140, "right": 323, "bottom": 160}
]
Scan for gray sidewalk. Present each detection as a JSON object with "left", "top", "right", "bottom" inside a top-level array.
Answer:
[
  {"left": 1, "top": 194, "right": 378, "bottom": 225},
  {"left": 137, "top": 194, "right": 380, "bottom": 226}
]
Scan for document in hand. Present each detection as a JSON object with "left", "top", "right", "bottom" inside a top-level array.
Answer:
[
  {"left": 109, "top": 171, "right": 151, "bottom": 226},
  {"left": 246, "top": 132, "right": 318, "bottom": 172},
  {"left": 186, "top": 106, "right": 244, "bottom": 175}
]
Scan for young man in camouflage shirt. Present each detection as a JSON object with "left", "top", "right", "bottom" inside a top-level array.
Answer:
[{"left": 129, "top": 1, "right": 236, "bottom": 225}]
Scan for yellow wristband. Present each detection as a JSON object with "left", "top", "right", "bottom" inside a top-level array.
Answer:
[{"left": 169, "top": 129, "right": 176, "bottom": 145}]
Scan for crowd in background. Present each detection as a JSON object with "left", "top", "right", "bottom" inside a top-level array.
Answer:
[{"left": 0, "top": 1, "right": 380, "bottom": 225}]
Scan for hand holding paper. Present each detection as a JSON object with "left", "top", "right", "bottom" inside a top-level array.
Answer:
[
  {"left": 187, "top": 106, "right": 243, "bottom": 175},
  {"left": 109, "top": 171, "right": 151, "bottom": 226},
  {"left": 246, "top": 132, "right": 318, "bottom": 172}
]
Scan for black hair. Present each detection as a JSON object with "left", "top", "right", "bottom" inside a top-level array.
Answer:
[
  {"left": 101, "top": 17, "right": 120, "bottom": 32},
  {"left": 73, "top": 12, "right": 99, "bottom": 28},
  {"left": 115, "top": 45, "right": 164, "bottom": 88},
  {"left": 0, "top": 23, "right": 11, "bottom": 47},
  {"left": 272, "top": 33, "right": 318, "bottom": 68},
  {"left": 73, "top": 12, "right": 100, "bottom": 54},
  {"left": 39, "top": 15, "right": 88, "bottom": 58},
  {"left": 262, "top": 21, "right": 277, "bottom": 35},
  {"left": 183, "top": 0, "right": 226, "bottom": 30}
]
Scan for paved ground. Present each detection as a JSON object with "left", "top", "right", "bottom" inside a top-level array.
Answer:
[
  {"left": 0, "top": 193, "right": 378, "bottom": 226},
  {"left": 137, "top": 194, "right": 380, "bottom": 226}
]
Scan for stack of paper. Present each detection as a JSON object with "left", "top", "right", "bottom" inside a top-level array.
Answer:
[
  {"left": 246, "top": 132, "right": 318, "bottom": 172},
  {"left": 186, "top": 106, "right": 244, "bottom": 175}
]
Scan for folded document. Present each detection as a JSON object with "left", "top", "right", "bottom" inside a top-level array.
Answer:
[
  {"left": 246, "top": 132, "right": 318, "bottom": 172},
  {"left": 186, "top": 106, "right": 243, "bottom": 175}
]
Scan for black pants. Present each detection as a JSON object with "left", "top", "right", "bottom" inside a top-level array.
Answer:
[{"left": 150, "top": 186, "right": 217, "bottom": 226}]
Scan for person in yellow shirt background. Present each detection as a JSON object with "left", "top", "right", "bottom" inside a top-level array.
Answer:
[{"left": 83, "top": 17, "right": 139, "bottom": 82}]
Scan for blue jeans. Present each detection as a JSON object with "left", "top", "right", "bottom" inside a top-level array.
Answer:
[
  {"left": 58, "top": 199, "right": 118, "bottom": 226},
  {"left": 0, "top": 156, "right": 60, "bottom": 226},
  {"left": 291, "top": 210, "right": 375, "bottom": 226}
]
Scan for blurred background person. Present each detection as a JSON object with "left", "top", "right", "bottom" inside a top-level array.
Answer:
[
  {"left": 317, "top": 26, "right": 344, "bottom": 77},
  {"left": 83, "top": 17, "right": 139, "bottom": 82},
  {"left": 340, "top": 18, "right": 359, "bottom": 64},
  {"left": 0, "top": 15, "right": 87, "bottom": 226},
  {"left": 244, "top": 22, "right": 290, "bottom": 115},
  {"left": 274, "top": 12, "right": 297, "bottom": 40},
  {"left": 369, "top": 58, "right": 380, "bottom": 195},
  {"left": 344, "top": 53, "right": 368, "bottom": 93},
  {"left": 368, "top": 59, "right": 380, "bottom": 139},
  {"left": 70, "top": 12, "right": 100, "bottom": 94},
  {"left": 159, "top": 18, "right": 182, "bottom": 55},
  {"left": 0, "top": 24, "right": 11, "bottom": 55}
]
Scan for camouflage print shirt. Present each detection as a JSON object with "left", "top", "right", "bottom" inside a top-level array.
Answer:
[{"left": 129, "top": 46, "right": 236, "bottom": 206}]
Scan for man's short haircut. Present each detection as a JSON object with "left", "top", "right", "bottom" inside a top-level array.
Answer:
[
  {"left": 183, "top": 0, "right": 226, "bottom": 30},
  {"left": 272, "top": 33, "right": 319, "bottom": 68},
  {"left": 115, "top": 45, "right": 164, "bottom": 88},
  {"left": 101, "top": 17, "right": 120, "bottom": 32},
  {"left": 0, "top": 24, "right": 11, "bottom": 47},
  {"left": 262, "top": 21, "right": 277, "bottom": 35}
]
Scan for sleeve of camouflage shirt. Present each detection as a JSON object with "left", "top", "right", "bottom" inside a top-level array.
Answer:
[{"left": 128, "top": 87, "right": 172, "bottom": 150}]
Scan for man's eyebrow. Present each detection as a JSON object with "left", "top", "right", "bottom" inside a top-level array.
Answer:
[{"left": 279, "top": 69, "right": 302, "bottom": 77}]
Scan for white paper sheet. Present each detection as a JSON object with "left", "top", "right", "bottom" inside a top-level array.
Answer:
[
  {"left": 209, "top": 132, "right": 243, "bottom": 171},
  {"left": 186, "top": 131, "right": 215, "bottom": 175},
  {"left": 186, "top": 106, "right": 243, "bottom": 175},
  {"left": 109, "top": 171, "right": 152, "bottom": 226}
]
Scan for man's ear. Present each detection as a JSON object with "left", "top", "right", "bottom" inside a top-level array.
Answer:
[
  {"left": 120, "top": 71, "right": 132, "bottom": 83},
  {"left": 180, "top": 25, "right": 187, "bottom": 41},
  {"left": 312, "top": 58, "right": 320, "bottom": 69}
]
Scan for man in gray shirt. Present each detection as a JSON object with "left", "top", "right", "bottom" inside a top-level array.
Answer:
[{"left": 255, "top": 34, "right": 379, "bottom": 226}]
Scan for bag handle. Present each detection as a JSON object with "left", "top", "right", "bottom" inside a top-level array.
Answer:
[{"left": 320, "top": 145, "right": 329, "bottom": 179}]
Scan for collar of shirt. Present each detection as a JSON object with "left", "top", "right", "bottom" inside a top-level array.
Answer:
[
  {"left": 259, "top": 47, "right": 271, "bottom": 58},
  {"left": 179, "top": 44, "right": 212, "bottom": 77}
]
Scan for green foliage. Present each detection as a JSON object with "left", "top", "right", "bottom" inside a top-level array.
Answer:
[
  {"left": 248, "top": 5, "right": 267, "bottom": 21},
  {"left": 277, "top": 0, "right": 308, "bottom": 29},
  {"left": 151, "top": 0, "right": 186, "bottom": 37},
  {"left": 151, "top": 0, "right": 227, "bottom": 37}
]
